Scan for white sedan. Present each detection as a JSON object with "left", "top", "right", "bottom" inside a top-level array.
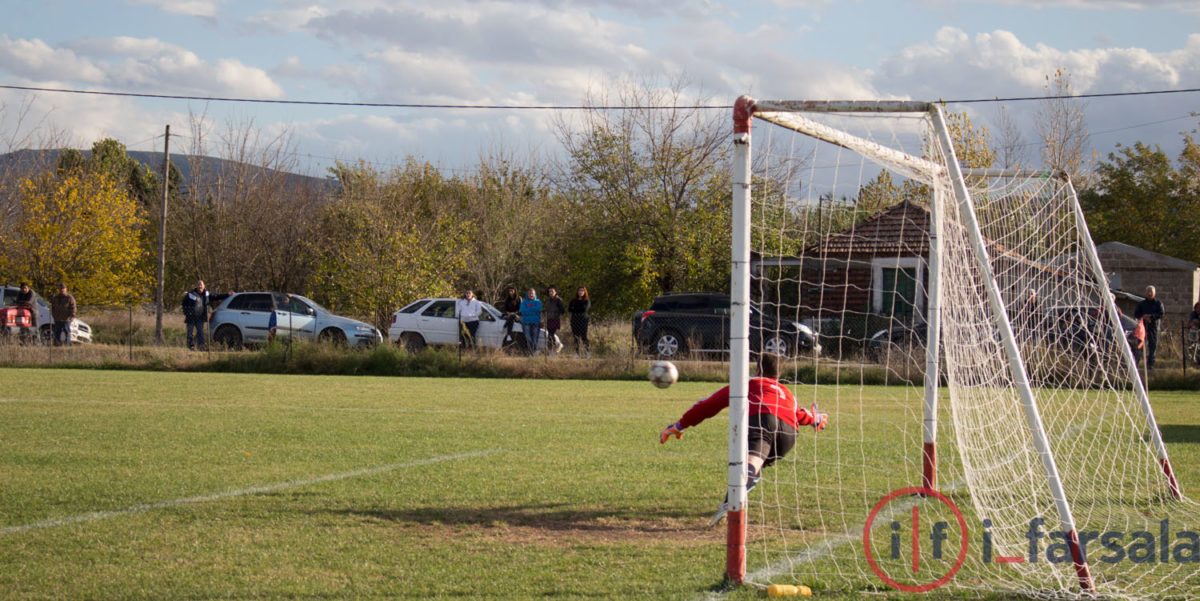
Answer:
[{"left": 389, "top": 298, "right": 547, "bottom": 352}]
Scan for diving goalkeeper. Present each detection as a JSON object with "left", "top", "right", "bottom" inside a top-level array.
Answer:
[{"left": 659, "top": 353, "right": 827, "bottom": 525}]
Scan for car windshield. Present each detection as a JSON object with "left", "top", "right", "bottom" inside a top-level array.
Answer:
[{"left": 291, "top": 294, "right": 328, "bottom": 313}]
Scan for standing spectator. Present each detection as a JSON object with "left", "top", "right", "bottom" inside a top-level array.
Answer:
[
  {"left": 455, "top": 288, "right": 483, "bottom": 349},
  {"left": 543, "top": 286, "right": 566, "bottom": 355},
  {"left": 268, "top": 298, "right": 278, "bottom": 343},
  {"left": 1189, "top": 301, "right": 1200, "bottom": 329},
  {"left": 499, "top": 286, "right": 521, "bottom": 346},
  {"left": 520, "top": 288, "right": 543, "bottom": 355},
  {"left": 181, "top": 279, "right": 213, "bottom": 350},
  {"left": 50, "top": 283, "right": 76, "bottom": 347},
  {"left": 568, "top": 286, "right": 591, "bottom": 358},
  {"left": 1134, "top": 285, "right": 1165, "bottom": 370}
]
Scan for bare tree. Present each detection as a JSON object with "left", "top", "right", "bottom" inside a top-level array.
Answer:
[
  {"left": 994, "top": 105, "right": 1027, "bottom": 171},
  {"left": 1036, "top": 68, "right": 1090, "bottom": 186}
]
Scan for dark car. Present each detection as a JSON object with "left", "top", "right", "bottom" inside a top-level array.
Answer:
[
  {"left": 632, "top": 293, "right": 819, "bottom": 359},
  {"left": 1043, "top": 306, "right": 1141, "bottom": 354},
  {"left": 866, "top": 322, "right": 928, "bottom": 363},
  {"left": 865, "top": 307, "right": 1141, "bottom": 363}
]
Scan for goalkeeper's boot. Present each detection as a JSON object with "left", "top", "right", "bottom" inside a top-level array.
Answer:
[
  {"left": 707, "top": 502, "right": 729, "bottom": 528},
  {"left": 708, "top": 466, "right": 760, "bottom": 528}
]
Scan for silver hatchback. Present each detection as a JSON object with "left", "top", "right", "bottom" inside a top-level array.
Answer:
[{"left": 209, "top": 292, "right": 381, "bottom": 348}]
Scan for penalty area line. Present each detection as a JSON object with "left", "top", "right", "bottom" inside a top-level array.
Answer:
[{"left": 1, "top": 449, "right": 502, "bottom": 536}]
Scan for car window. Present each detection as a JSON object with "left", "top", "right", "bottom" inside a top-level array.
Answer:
[
  {"left": 422, "top": 300, "right": 456, "bottom": 318},
  {"left": 226, "top": 294, "right": 252, "bottom": 310},
  {"left": 712, "top": 296, "right": 731, "bottom": 315},
  {"left": 241, "top": 293, "right": 273, "bottom": 312},
  {"left": 651, "top": 296, "right": 709, "bottom": 312},
  {"left": 1, "top": 290, "right": 11, "bottom": 304},
  {"left": 399, "top": 301, "right": 425, "bottom": 314},
  {"left": 287, "top": 296, "right": 312, "bottom": 314}
]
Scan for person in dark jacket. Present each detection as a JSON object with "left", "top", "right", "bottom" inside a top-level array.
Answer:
[
  {"left": 1134, "top": 285, "right": 1165, "bottom": 370},
  {"left": 50, "top": 283, "right": 76, "bottom": 346},
  {"left": 499, "top": 286, "right": 521, "bottom": 346},
  {"left": 568, "top": 286, "right": 591, "bottom": 358},
  {"left": 14, "top": 283, "right": 33, "bottom": 306},
  {"left": 543, "top": 286, "right": 565, "bottom": 354},
  {"left": 181, "top": 280, "right": 212, "bottom": 350}
]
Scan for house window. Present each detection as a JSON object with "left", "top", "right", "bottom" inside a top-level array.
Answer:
[{"left": 872, "top": 258, "right": 925, "bottom": 320}]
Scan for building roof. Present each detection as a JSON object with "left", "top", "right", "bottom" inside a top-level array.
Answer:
[
  {"left": 810, "top": 200, "right": 930, "bottom": 256},
  {"left": 1096, "top": 241, "right": 1199, "bottom": 271}
]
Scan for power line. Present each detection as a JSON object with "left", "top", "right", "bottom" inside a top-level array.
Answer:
[
  {"left": 945, "top": 87, "right": 1200, "bottom": 104},
  {"left": 0, "top": 84, "right": 724, "bottom": 110},
  {"left": 5, "top": 82, "right": 1200, "bottom": 109}
]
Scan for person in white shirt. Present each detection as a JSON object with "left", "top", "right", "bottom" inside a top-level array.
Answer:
[{"left": 455, "top": 288, "right": 483, "bottom": 349}]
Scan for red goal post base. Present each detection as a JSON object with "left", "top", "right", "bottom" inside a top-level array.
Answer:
[{"left": 726, "top": 509, "right": 746, "bottom": 583}]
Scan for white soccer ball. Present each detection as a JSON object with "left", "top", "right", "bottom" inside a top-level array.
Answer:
[{"left": 648, "top": 360, "right": 678, "bottom": 389}]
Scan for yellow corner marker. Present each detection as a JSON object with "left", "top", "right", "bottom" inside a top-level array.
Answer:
[{"left": 766, "top": 584, "right": 812, "bottom": 597}]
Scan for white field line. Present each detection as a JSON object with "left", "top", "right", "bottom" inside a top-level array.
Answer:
[
  {"left": 1, "top": 449, "right": 501, "bottom": 537},
  {"left": 697, "top": 478, "right": 967, "bottom": 600},
  {"left": 0, "top": 396, "right": 645, "bottom": 420}
]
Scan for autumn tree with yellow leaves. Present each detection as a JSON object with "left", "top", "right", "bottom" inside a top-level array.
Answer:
[{"left": 0, "top": 168, "right": 149, "bottom": 305}]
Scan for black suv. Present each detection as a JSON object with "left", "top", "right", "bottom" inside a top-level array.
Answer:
[{"left": 632, "top": 293, "right": 819, "bottom": 359}]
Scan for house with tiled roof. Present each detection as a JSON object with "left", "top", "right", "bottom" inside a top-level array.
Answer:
[{"left": 752, "top": 201, "right": 932, "bottom": 338}]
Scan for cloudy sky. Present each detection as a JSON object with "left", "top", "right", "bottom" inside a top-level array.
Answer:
[{"left": 2, "top": 0, "right": 1199, "bottom": 175}]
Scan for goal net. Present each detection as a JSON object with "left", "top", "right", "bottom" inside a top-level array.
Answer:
[{"left": 728, "top": 97, "right": 1199, "bottom": 599}]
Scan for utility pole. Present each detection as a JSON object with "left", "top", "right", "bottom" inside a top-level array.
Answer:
[{"left": 154, "top": 125, "right": 170, "bottom": 343}]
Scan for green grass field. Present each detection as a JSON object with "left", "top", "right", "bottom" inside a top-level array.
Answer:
[{"left": 2, "top": 368, "right": 1199, "bottom": 600}]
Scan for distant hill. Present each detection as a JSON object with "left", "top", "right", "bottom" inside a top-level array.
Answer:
[{"left": 0, "top": 148, "right": 333, "bottom": 196}]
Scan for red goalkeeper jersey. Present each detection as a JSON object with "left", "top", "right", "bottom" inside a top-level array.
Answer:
[{"left": 676, "top": 377, "right": 814, "bottom": 430}]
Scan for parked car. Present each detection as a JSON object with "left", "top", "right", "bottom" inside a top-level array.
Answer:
[
  {"left": 0, "top": 285, "right": 93, "bottom": 344},
  {"left": 1043, "top": 306, "right": 1141, "bottom": 355},
  {"left": 631, "top": 292, "right": 820, "bottom": 359},
  {"left": 209, "top": 292, "right": 381, "bottom": 348},
  {"left": 865, "top": 322, "right": 927, "bottom": 363},
  {"left": 388, "top": 297, "right": 547, "bottom": 353},
  {"left": 865, "top": 307, "right": 1141, "bottom": 362}
]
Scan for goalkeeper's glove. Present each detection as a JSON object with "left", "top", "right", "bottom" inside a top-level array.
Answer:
[
  {"left": 811, "top": 403, "right": 828, "bottom": 433},
  {"left": 660, "top": 421, "right": 684, "bottom": 444}
]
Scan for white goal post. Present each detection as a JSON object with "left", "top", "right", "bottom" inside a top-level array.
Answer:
[{"left": 727, "top": 96, "right": 1190, "bottom": 598}]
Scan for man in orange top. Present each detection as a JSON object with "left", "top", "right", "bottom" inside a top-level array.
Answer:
[{"left": 660, "top": 353, "right": 827, "bottom": 525}]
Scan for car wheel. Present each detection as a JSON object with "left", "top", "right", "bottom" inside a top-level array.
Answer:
[
  {"left": 652, "top": 330, "right": 686, "bottom": 358},
  {"left": 39, "top": 324, "right": 52, "bottom": 345},
  {"left": 399, "top": 332, "right": 426, "bottom": 353},
  {"left": 319, "top": 328, "right": 347, "bottom": 345},
  {"left": 762, "top": 334, "right": 790, "bottom": 356},
  {"left": 213, "top": 325, "right": 243, "bottom": 349}
]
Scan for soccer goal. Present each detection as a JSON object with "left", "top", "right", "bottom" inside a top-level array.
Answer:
[{"left": 726, "top": 96, "right": 1198, "bottom": 599}]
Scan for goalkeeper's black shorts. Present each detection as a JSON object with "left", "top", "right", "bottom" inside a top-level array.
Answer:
[{"left": 748, "top": 412, "right": 797, "bottom": 468}]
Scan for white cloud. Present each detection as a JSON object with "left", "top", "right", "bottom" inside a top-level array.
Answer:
[
  {"left": 955, "top": 0, "right": 1200, "bottom": 12},
  {"left": 0, "top": 36, "right": 286, "bottom": 99},
  {"left": 0, "top": 36, "right": 106, "bottom": 83},
  {"left": 873, "top": 26, "right": 1200, "bottom": 101},
  {"left": 127, "top": 0, "right": 224, "bottom": 19}
]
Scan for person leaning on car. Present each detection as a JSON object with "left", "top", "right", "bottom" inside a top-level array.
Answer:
[
  {"left": 50, "top": 283, "right": 76, "bottom": 347},
  {"left": 455, "top": 288, "right": 483, "bottom": 349},
  {"left": 181, "top": 280, "right": 213, "bottom": 351}
]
